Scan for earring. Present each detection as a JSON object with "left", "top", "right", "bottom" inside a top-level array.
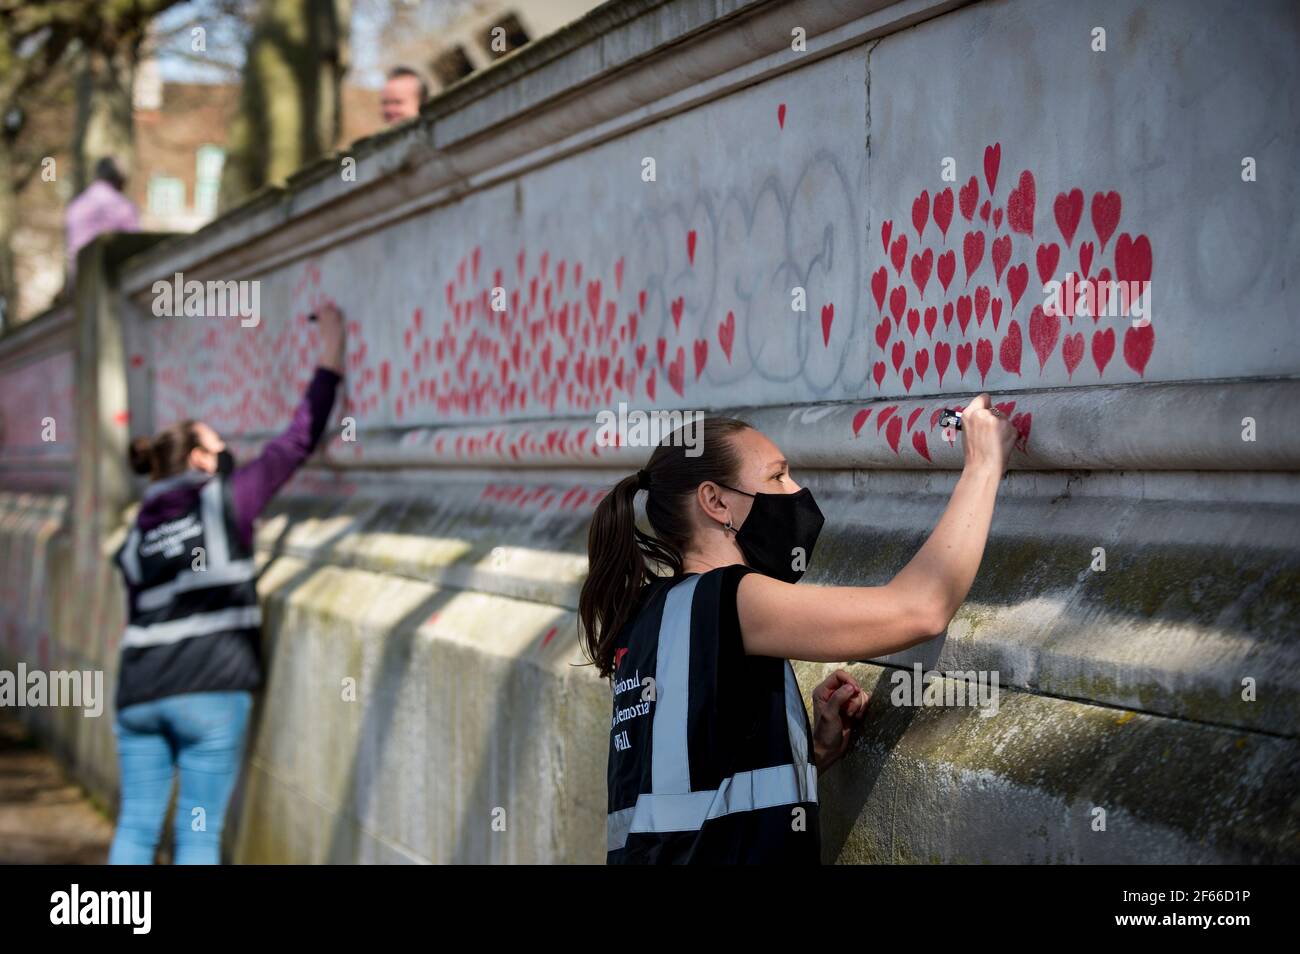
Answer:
[{"left": 724, "top": 519, "right": 735, "bottom": 532}]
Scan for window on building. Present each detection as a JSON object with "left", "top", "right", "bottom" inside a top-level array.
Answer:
[
  {"left": 479, "top": 12, "right": 530, "bottom": 60},
  {"left": 147, "top": 175, "right": 185, "bottom": 218},
  {"left": 194, "top": 145, "right": 225, "bottom": 219},
  {"left": 431, "top": 44, "right": 475, "bottom": 88}
]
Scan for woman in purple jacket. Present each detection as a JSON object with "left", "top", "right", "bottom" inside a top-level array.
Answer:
[{"left": 109, "top": 304, "right": 346, "bottom": 864}]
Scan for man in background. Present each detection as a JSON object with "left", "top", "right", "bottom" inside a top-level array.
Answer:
[
  {"left": 65, "top": 157, "right": 140, "bottom": 282},
  {"left": 380, "top": 66, "right": 429, "bottom": 126}
]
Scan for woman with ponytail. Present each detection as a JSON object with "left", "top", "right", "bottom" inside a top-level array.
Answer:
[
  {"left": 582, "top": 395, "right": 1019, "bottom": 864},
  {"left": 109, "top": 303, "right": 348, "bottom": 864}
]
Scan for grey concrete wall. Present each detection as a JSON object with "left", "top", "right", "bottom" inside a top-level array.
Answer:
[{"left": 2, "top": 0, "right": 1297, "bottom": 862}]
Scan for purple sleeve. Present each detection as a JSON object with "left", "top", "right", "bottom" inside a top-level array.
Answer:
[{"left": 229, "top": 366, "right": 341, "bottom": 546}]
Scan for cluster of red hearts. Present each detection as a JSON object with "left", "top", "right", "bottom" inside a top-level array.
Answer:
[
  {"left": 858, "top": 142, "right": 1156, "bottom": 458},
  {"left": 339, "top": 246, "right": 656, "bottom": 434},
  {"left": 149, "top": 263, "right": 325, "bottom": 434}
]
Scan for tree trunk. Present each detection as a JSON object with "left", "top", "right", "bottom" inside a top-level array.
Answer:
[
  {"left": 0, "top": 134, "right": 16, "bottom": 332},
  {"left": 73, "top": 40, "right": 139, "bottom": 192},
  {"left": 220, "top": 0, "right": 349, "bottom": 212}
]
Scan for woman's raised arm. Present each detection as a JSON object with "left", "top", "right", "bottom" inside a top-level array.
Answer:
[{"left": 738, "top": 394, "right": 1018, "bottom": 662}]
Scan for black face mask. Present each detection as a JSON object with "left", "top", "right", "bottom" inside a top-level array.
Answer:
[
  {"left": 718, "top": 482, "right": 825, "bottom": 584},
  {"left": 216, "top": 449, "right": 236, "bottom": 476}
]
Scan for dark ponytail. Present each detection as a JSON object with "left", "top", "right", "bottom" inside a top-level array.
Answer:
[
  {"left": 128, "top": 419, "right": 200, "bottom": 480},
  {"left": 579, "top": 416, "right": 752, "bottom": 678}
]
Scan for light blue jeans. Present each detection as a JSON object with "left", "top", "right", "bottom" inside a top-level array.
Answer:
[{"left": 108, "top": 690, "right": 253, "bottom": 864}]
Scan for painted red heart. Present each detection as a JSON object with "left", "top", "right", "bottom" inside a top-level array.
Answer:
[
  {"left": 820, "top": 303, "right": 834, "bottom": 346},
  {"left": 959, "top": 176, "right": 979, "bottom": 220},
  {"left": 657, "top": 337, "right": 667, "bottom": 366},
  {"left": 937, "top": 249, "right": 956, "bottom": 293},
  {"left": 906, "top": 308, "right": 920, "bottom": 338},
  {"left": 991, "top": 234, "right": 1011, "bottom": 286},
  {"left": 646, "top": 367, "right": 656, "bottom": 400},
  {"left": 990, "top": 296, "right": 1003, "bottom": 331},
  {"left": 934, "top": 340, "right": 951, "bottom": 386},
  {"left": 974, "top": 286, "right": 990, "bottom": 326},
  {"left": 1062, "top": 331, "right": 1084, "bottom": 379},
  {"left": 890, "top": 235, "right": 908, "bottom": 276},
  {"left": 1036, "top": 242, "right": 1060, "bottom": 286},
  {"left": 872, "top": 361, "right": 887, "bottom": 388},
  {"left": 956, "top": 295, "right": 972, "bottom": 334},
  {"left": 1093, "top": 267, "right": 1113, "bottom": 320},
  {"left": 914, "top": 348, "right": 929, "bottom": 381},
  {"left": 902, "top": 368, "right": 914, "bottom": 392},
  {"left": 1006, "top": 263, "right": 1029, "bottom": 311},
  {"left": 668, "top": 347, "right": 686, "bottom": 396},
  {"left": 963, "top": 231, "right": 985, "bottom": 285},
  {"left": 1123, "top": 323, "right": 1154, "bottom": 376},
  {"left": 694, "top": 338, "right": 708, "bottom": 377},
  {"left": 886, "top": 415, "right": 903, "bottom": 453},
  {"left": 984, "top": 143, "right": 1001, "bottom": 194},
  {"left": 1114, "top": 230, "right": 1154, "bottom": 286},
  {"left": 852, "top": 408, "right": 871, "bottom": 436},
  {"left": 911, "top": 429, "right": 932, "bottom": 462},
  {"left": 777, "top": 103, "right": 786, "bottom": 129},
  {"left": 912, "top": 190, "right": 930, "bottom": 241},
  {"left": 910, "top": 248, "right": 933, "bottom": 297},
  {"left": 881, "top": 220, "right": 892, "bottom": 255},
  {"left": 687, "top": 230, "right": 697, "bottom": 265},
  {"left": 1091, "top": 191, "right": 1121, "bottom": 251},
  {"left": 1091, "top": 327, "right": 1115, "bottom": 375},
  {"left": 993, "top": 207, "right": 1003, "bottom": 230},
  {"left": 871, "top": 266, "right": 888, "bottom": 313},
  {"left": 1028, "top": 305, "right": 1060, "bottom": 372},
  {"left": 979, "top": 200, "right": 991, "bottom": 223},
  {"left": 942, "top": 301, "right": 954, "bottom": 329},
  {"left": 923, "top": 305, "right": 937, "bottom": 338},
  {"left": 1054, "top": 189, "right": 1083, "bottom": 247},
  {"left": 999, "top": 320, "right": 1022, "bottom": 375},
  {"left": 635, "top": 343, "right": 646, "bottom": 368},
  {"left": 891, "top": 339, "right": 906, "bottom": 373},
  {"left": 1079, "top": 241, "right": 1094, "bottom": 278},
  {"left": 719, "top": 311, "right": 735, "bottom": 361},
  {"left": 933, "top": 188, "right": 954, "bottom": 239},
  {"left": 1007, "top": 170, "right": 1036, "bottom": 236},
  {"left": 890, "top": 285, "right": 908, "bottom": 325},
  {"left": 875, "top": 315, "right": 892, "bottom": 348},
  {"left": 670, "top": 296, "right": 685, "bottom": 330},
  {"left": 976, "top": 338, "right": 993, "bottom": 384},
  {"left": 956, "top": 341, "right": 973, "bottom": 378},
  {"left": 877, "top": 406, "right": 898, "bottom": 431},
  {"left": 1010, "top": 412, "right": 1032, "bottom": 452}
]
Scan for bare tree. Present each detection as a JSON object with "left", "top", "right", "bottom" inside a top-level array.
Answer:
[
  {"left": 0, "top": 0, "right": 183, "bottom": 330},
  {"left": 218, "top": 0, "right": 350, "bottom": 211}
]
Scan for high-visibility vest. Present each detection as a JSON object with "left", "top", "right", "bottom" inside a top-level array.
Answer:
[
  {"left": 606, "top": 566, "right": 820, "bottom": 863},
  {"left": 113, "top": 473, "right": 262, "bottom": 709}
]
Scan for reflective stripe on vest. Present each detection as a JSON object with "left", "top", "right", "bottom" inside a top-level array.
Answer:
[
  {"left": 123, "top": 605, "right": 263, "bottom": 649},
  {"left": 606, "top": 575, "right": 817, "bottom": 853},
  {"left": 120, "top": 475, "right": 261, "bottom": 648}
]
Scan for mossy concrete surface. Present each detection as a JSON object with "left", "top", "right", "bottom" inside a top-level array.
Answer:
[{"left": 4, "top": 473, "right": 1298, "bottom": 863}]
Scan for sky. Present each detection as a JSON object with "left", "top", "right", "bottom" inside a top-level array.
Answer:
[{"left": 151, "top": 0, "right": 477, "bottom": 89}]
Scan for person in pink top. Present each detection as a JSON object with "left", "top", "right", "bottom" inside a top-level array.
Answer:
[{"left": 65, "top": 157, "right": 140, "bottom": 280}]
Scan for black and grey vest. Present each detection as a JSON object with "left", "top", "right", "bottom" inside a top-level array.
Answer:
[
  {"left": 113, "top": 473, "right": 262, "bottom": 709},
  {"left": 606, "top": 567, "right": 820, "bottom": 864}
]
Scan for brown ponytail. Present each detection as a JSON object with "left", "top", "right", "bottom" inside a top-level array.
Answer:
[
  {"left": 579, "top": 416, "right": 752, "bottom": 678},
  {"left": 128, "top": 419, "right": 200, "bottom": 480}
]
